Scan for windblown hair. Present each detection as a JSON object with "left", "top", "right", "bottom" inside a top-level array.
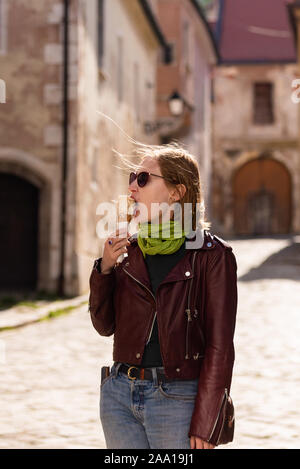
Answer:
[
  {"left": 95, "top": 110, "right": 211, "bottom": 233},
  {"left": 114, "top": 141, "right": 211, "bottom": 233}
]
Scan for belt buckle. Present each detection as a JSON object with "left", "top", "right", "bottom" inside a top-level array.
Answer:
[{"left": 127, "top": 366, "right": 139, "bottom": 380}]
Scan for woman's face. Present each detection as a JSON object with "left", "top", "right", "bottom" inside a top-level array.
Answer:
[{"left": 128, "top": 157, "right": 178, "bottom": 224}]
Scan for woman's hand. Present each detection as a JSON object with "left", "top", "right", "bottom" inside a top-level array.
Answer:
[
  {"left": 101, "top": 228, "right": 131, "bottom": 274},
  {"left": 190, "top": 436, "right": 215, "bottom": 449}
]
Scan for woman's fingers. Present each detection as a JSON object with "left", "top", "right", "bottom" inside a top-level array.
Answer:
[
  {"left": 111, "top": 238, "right": 130, "bottom": 252},
  {"left": 114, "top": 243, "right": 129, "bottom": 254},
  {"left": 196, "top": 438, "right": 204, "bottom": 449},
  {"left": 101, "top": 229, "right": 131, "bottom": 271},
  {"left": 190, "top": 436, "right": 214, "bottom": 449},
  {"left": 190, "top": 436, "right": 196, "bottom": 449}
]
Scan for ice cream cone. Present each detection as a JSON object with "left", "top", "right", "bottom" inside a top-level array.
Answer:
[{"left": 115, "top": 195, "right": 134, "bottom": 264}]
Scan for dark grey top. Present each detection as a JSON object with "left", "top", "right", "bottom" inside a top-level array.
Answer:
[{"left": 139, "top": 240, "right": 187, "bottom": 368}]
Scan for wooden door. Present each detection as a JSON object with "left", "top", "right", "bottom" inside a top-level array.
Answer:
[
  {"left": 0, "top": 173, "right": 39, "bottom": 291},
  {"left": 233, "top": 158, "right": 291, "bottom": 235}
]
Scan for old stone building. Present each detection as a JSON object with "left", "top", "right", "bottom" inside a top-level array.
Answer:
[
  {"left": 0, "top": 0, "right": 169, "bottom": 295},
  {"left": 153, "top": 0, "right": 219, "bottom": 224},
  {"left": 211, "top": 0, "right": 300, "bottom": 236}
]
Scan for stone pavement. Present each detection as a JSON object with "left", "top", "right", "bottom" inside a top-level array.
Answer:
[
  {"left": 0, "top": 294, "right": 89, "bottom": 330},
  {"left": 0, "top": 301, "right": 111, "bottom": 449},
  {"left": 0, "top": 235, "right": 299, "bottom": 449},
  {"left": 227, "top": 234, "right": 300, "bottom": 449}
]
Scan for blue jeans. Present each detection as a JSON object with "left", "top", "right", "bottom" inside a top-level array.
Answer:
[{"left": 100, "top": 362, "right": 199, "bottom": 449}]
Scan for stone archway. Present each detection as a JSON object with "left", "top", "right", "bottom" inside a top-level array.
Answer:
[
  {"left": 233, "top": 156, "right": 292, "bottom": 235},
  {"left": 0, "top": 173, "right": 39, "bottom": 291},
  {"left": 0, "top": 150, "right": 57, "bottom": 293}
]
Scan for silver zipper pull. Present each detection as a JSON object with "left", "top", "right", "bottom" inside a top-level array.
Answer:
[{"left": 186, "top": 309, "right": 192, "bottom": 321}]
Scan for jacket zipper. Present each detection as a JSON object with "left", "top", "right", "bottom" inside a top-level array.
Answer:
[
  {"left": 146, "top": 311, "right": 157, "bottom": 344},
  {"left": 122, "top": 267, "right": 157, "bottom": 346},
  {"left": 122, "top": 267, "right": 155, "bottom": 301},
  {"left": 216, "top": 393, "right": 229, "bottom": 445},
  {"left": 185, "top": 308, "right": 192, "bottom": 359},
  {"left": 208, "top": 388, "right": 228, "bottom": 443},
  {"left": 194, "top": 308, "right": 205, "bottom": 348},
  {"left": 185, "top": 251, "right": 197, "bottom": 359},
  {"left": 124, "top": 250, "right": 197, "bottom": 358}
]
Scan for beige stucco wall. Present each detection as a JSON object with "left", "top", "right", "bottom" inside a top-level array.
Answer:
[
  {"left": 155, "top": 0, "right": 217, "bottom": 230},
  {"left": 213, "top": 64, "right": 298, "bottom": 140},
  {"left": 212, "top": 63, "right": 300, "bottom": 234},
  {"left": 75, "top": 0, "right": 161, "bottom": 295},
  {"left": 0, "top": 0, "right": 161, "bottom": 295},
  {"left": 178, "top": 0, "right": 216, "bottom": 227},
  {"left": 0, "top": 0, "right": 66, "bottom": 292}
]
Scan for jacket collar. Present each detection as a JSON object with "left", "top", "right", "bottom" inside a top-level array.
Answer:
[{"left": 120, "top": 228, "right": 215, "bottom": 290}]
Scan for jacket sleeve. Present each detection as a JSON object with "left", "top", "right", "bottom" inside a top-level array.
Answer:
[
  {"left": 88, "top": 258, "right": 116, "bottom": 336},
  {"left": 188, "top": 246, "right": 238, "bottom": 443}
]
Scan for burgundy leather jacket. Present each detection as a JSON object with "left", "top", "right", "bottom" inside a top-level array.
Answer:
[{"left": 89, "top": 229, "right": 238, "bottom": 444}]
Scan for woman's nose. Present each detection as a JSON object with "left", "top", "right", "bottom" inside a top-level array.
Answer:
[{"left": 128, "top": 179, "right": 138, "bottom": 191}]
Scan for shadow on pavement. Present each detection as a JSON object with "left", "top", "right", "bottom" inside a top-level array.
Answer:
[
  {"left": 0, "top": 290, "right": 76, "bottom": 312},
  {"left": 230, "top": 235, "right": 300, "bottom": 282}
]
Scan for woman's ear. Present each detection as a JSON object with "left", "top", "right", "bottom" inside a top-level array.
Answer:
[{"left": 170, "top": 184, "right": 186, "bottom": 202}]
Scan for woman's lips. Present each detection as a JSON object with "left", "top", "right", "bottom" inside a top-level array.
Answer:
[{"left": 133, "top": 202, "right": 140, "bottom": 217}]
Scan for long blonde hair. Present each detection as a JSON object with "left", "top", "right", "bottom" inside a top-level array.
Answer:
[
  {"left": 114, "top": 141, "right": 211, "bottom": 233},
  {"left": 95, "top": 110, "right": 211, "bottom": 232}
]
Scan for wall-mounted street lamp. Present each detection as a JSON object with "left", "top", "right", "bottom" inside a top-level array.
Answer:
[
  {"left": 144, "top": 90, "right": 185, "bottom": 135},
  {"left": 167, "top": 90, "right": 184, "bottom": 116}
]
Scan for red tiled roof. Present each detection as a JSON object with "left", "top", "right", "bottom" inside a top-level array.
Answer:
[{"left": 218, "top": 0, "right": 296, "bottom": 63}]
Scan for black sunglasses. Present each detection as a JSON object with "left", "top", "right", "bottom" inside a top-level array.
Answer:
[{"left": 129, "top": 171, "right": 168, "bottom": 188}]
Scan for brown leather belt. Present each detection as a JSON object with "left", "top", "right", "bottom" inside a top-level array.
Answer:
[{"left": 118, "top": 363, "right": 173, "bottom": 383}]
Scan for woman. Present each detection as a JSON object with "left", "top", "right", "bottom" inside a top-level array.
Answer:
[{"left": 89, "top": 143, "right": 238, "bottom": 449}]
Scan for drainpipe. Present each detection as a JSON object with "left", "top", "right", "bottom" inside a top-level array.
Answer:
[{"left": 58, "top": 0, "right": 69, "bottom": 296}]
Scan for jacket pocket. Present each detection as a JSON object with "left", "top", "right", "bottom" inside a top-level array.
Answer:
[
  {"left": 185, "top": 308, "right": 205, "bottom": 360},
  {"left": 194, "top": 309, "right": 205, "bottom": 349}
]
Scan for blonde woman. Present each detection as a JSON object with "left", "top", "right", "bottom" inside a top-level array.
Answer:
[{"left": 89, "top": 143, "right": 238, "bottom": 449}]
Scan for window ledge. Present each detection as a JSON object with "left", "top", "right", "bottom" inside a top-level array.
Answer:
[{"left": 98, "top": 68, "right": 109, "bottom": 82}]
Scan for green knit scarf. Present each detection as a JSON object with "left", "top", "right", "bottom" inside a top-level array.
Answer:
[{"left": 137, "top": 220, "right": 186, "bottom": 258}]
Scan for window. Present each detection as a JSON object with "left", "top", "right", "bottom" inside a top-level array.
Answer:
[
  {"left": 0, "top": 0, "right": 7, "bottom": 55},
  {"left": 133, "top": 62, "right": 140, "bottom": 122},
  {"left": 183, "top": 21, "right": 190, "bottom": 63},
  {"left": 182, "top": 19, "right": 194, "bottom": 98},
  {"left": 166, "top": 43, "right": 175, "bottom": 64},
  {"left": 117, "top": 36, "right": 123, "bottom": 103},
  {"left": 159, "top": 42, "right": 174, "bottom": 65},
  {"left": 0, "top": 78, "right": 5, "bottom": 103},
  {"left": 97, "top": 0, "right": 104, "bottom": 67},
  {"left": 253, "top": 82, "right": 274, "bottom": 125}
]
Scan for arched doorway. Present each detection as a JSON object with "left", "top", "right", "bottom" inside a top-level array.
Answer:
[
  {"left": 0, "top": 173, "right": 39, "bottom": 291},
  {"left": 233, "top": 157, "right": 292, "bottom": 235}
]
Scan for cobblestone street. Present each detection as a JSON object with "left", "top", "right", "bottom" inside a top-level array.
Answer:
[{"left": 0, "top": 235, "right": 299, "bottom": 449}]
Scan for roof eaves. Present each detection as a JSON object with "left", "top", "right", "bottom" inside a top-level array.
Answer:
[
  {"left": 287, "top": 1, "right": 299, "bottom": 44},
  {"left": 219, "top": 58, "right": 297, "bottom": 66},
  {"left": 137, "top": 0, "right": 172, "bottom": 63},
  {"left": 215, "top": 0, "right": 225, "bottom": 47},
  {"left": 189, "top": 0, "right": 221, "bottom": 63}
]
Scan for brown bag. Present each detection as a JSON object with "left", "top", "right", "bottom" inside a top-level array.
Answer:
[{"left": 209, "top": 388, "right": 235, "bottom": 446}]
